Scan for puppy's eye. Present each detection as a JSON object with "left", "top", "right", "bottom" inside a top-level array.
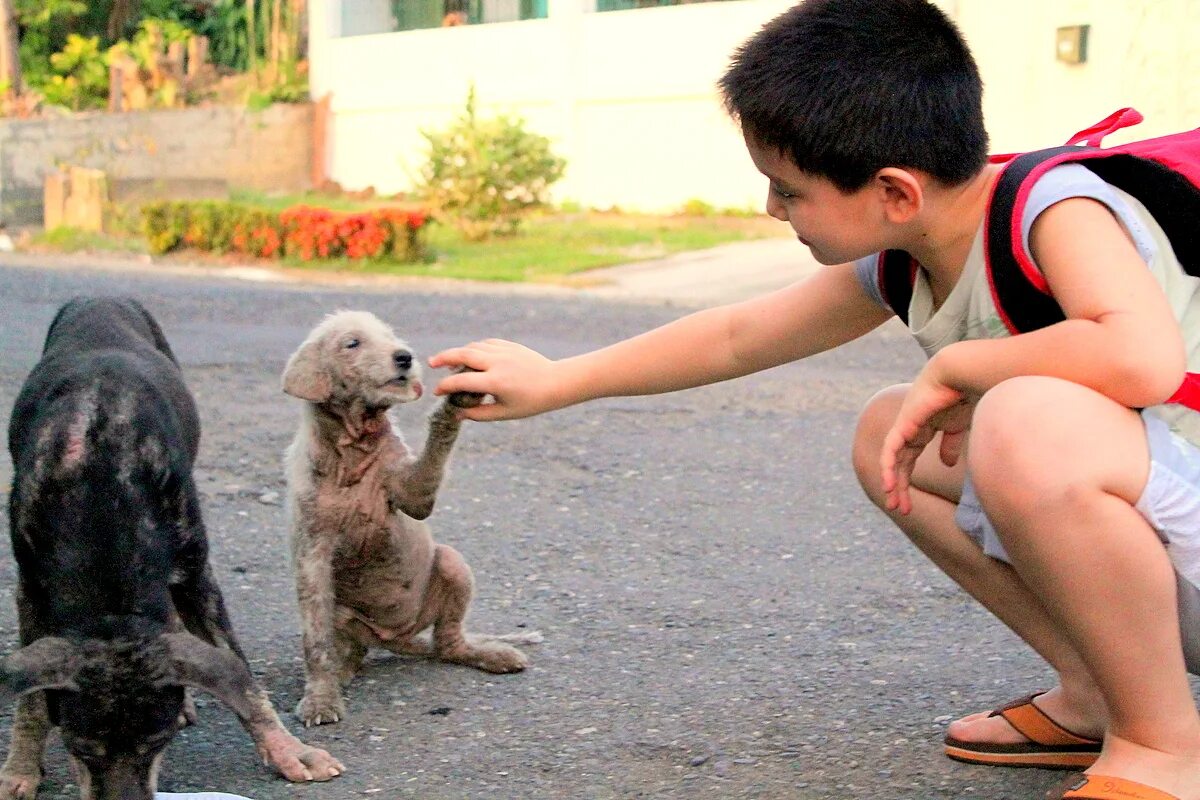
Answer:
[{"left": 345, "top": 338, "right": 360, "bottom": 350}]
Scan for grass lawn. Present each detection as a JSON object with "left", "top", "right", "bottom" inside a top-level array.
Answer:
[
  {"left": 25, "top": 195, "right": 789, "bottom": 284},
  {"left": 395, "top": 211, "right": 785, "bottom": 283}
]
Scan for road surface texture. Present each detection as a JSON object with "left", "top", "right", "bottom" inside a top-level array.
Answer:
[{"left": 0, "top": 259, "right": 1114, "bottom": 799}]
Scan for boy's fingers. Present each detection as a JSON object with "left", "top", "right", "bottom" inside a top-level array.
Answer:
[
  {"left": 879, "top": 429, "right": 905, "bottom": 491},
  {"left": 429, "top": 345, "right": 492, "bottom": 371},
  {"left": 434, "top": 370, "right": 492, "bottom": 397},
  {"left": 939, "top": 430, "right": 965, "bottom": 467}
]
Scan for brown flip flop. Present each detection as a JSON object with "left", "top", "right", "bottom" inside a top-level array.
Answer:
[
  {"left": 1046, "top": 773, "right": 1179, "bottom": 800},
  {"left": 943, "top": 692, "right": 1102, "bottom": 770}
]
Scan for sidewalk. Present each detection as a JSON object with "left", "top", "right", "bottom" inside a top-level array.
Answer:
[
  {"left": 0, "top": 236, "right": 821, "bottom": 309},
  {"left": 579, "top": 236, "right": 820, "bottom": 306}
]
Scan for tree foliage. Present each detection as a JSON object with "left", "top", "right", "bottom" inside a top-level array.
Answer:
[{"left": 8, "top": 0, "right": 306, "bottom": 109}]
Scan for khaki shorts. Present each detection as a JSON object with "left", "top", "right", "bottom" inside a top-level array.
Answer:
[{"left": 955, "top": 411, "right": 1200, "bottom": 674}]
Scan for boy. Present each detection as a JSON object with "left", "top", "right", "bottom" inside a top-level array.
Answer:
[{"left": 430, "top": 1, "right": 1200, "bottom": 797}]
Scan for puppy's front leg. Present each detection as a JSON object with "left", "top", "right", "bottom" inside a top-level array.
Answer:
[
  {"left": 292, "top": 531, "right": 346, "bottom": 727},
  {"left": 386, "top": 399, "right": 464, "bottom": 520}
]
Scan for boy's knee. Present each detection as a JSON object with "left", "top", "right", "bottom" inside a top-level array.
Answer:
[
  {"left": 852, "top": 383, "right": 911, "bottom": 493},
  {"left": 969, "top": 376, "right": 1076, "bottom": 492}
]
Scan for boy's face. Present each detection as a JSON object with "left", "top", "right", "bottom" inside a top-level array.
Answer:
[{"left": 745, "top": 134, "right": 887, "bottom": 265}]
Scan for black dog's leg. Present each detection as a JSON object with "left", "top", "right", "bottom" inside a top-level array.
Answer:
[
  {"left": 0, "top": 693, "right": 51, "bottom": 800},
  {"left": 0, "top": 589, "right": 53, "bottom": 800},
  {"left": 170, "top": 558, "right": 343, "bottom": 781}
]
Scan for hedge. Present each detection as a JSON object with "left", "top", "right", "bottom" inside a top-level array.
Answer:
[{"left": 141, "top": 200, "right": 430, "bottom": 263}]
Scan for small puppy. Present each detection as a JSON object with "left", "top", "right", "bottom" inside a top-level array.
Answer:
[{"left": 282, "top": 311, "right": 539, "bottom": 726}]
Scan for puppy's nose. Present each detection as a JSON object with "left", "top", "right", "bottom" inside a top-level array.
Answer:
[{"left": 393, "top": 350, "right": 413, "bottom": 370}]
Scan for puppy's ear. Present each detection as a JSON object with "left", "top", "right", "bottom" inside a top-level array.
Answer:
[{"left": 282, "top": 341, "right": 332, "bottom": 402}]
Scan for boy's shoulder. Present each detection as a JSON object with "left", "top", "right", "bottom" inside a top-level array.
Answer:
[{"left": 866, "top": 161, "right": 1167, "bottom": 328}]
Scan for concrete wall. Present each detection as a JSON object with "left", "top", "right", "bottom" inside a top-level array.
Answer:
[
  {"left": 961, "top": 0, "right": 1200, "bottom": 153},
  {"left": 311, "top": 0, "right": 1200, "bottom": 213},
  {"left": 309, "top": 0, "right": 795, "bottom": 213},
  {"left": 0, "top": 103, "right": 314, "bottom": 227}
]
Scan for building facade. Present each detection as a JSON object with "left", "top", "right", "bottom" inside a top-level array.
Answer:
[{"left": 308, "top": 0, "right": 1200, "bottom": 212}]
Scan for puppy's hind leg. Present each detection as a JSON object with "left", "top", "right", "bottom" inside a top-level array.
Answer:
[{"left": 427, "top": 545, "right": 529, "bottom": 674}]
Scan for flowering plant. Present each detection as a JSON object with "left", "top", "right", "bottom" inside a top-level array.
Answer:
[{"left": 142, "top": 201, "right": 429, "bottom": 262}]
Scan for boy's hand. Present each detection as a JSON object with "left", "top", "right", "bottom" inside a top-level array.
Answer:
[
  {"left": 429, "top": 339, "right": 564, "bottom": 421},
  {"left": 880, "top": 367, "right": 972, "bottom": 516}
]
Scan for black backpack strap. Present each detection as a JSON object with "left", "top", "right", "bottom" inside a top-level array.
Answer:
[
  {"left": 878, "top": 249, "right": 917, "bottom": 326},
  {"left": 986, "top": 145, "right": 1094, "bottom": 333}
]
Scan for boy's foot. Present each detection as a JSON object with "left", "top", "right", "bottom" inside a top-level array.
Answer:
[
  {"left": 1045, "top": 733, "right": 1200, "bottom": 800},
  {"left": 944, "top": 690, "right": 1103, "bottom": 769},
  {"left": 1046, "top": 773, "right": 1179, "bottom": 800}
]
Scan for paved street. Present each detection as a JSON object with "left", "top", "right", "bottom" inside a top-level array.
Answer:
[{"left": 0, "top": 259, "right": 1078, "bottom": 799}]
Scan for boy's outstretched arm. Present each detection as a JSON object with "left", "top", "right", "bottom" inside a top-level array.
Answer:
[
  {"left": 430, "top": 261, "right": 893, "bottom": 421},
  {"left": 881, "top": 196, "right": 1188, "bottom": 513}
]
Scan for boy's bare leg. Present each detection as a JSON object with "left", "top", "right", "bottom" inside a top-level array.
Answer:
[
  {"left": 967, "top": 376, "right": 1200, "bottom": 795},
  {"left": 854, "top": 384, "right": 1106, "bottom": 744}
]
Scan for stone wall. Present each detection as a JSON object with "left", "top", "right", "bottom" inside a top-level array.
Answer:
[{"left": 0, "top": 103, "right": 314, "bottom": 227}]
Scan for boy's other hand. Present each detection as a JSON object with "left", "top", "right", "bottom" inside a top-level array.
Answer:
[
  {"left": 429, "top": 339, "right": 564, "bottom": 421},
  {"left": 880, "top": 370, "right": 971, "bottom": 515}
]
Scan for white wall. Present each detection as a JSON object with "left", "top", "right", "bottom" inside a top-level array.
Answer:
[
  {"left": 309, "top": 0, "right": 1200, "bottom": 212},
  {"left": 960, "top": 0, "right": 1200, "bottom": 152},
  {"left": 309, "top": 0, "right": 793, "bottom": 211}
]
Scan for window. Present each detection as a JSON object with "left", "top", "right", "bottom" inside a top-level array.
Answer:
[
  {"left": 341, "top": 0, "right": 724, "bottom": 36},
  {"left": 595, "top": 0, "right": 733, "bottom": 10},
  {"left": 390, "top": 0, "right": 548, "bottom": 32}
]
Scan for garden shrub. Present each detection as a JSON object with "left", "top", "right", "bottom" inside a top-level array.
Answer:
[
  {"left": 141, "top": 200, "right": 429, "bottom": 262},
  {"left": 414, "top": 87, "right": 566, "bottom": 241}
]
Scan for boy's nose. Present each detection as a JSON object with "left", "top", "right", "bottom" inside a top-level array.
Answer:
[{"left": 765, "top": 192, "right": 788, "bottom": 222}]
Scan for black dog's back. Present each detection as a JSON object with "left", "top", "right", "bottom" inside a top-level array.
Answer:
[
  {"left": 7, "top": 296, "right": 200, "bottom": 637},
  {"left": 10, "top": 296, "right": 199, "bottom": 466}
]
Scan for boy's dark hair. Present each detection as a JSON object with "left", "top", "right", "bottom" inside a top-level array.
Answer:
[{"left": 719, "top": 0, "right": 988, "bottom": 192}]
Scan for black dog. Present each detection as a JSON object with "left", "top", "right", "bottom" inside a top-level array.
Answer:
[{"left": 0, "top": 297, "right": 342, "bottom": 800}]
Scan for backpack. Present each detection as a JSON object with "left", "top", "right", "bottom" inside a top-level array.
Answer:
[{"left": 876, "top": 107, "right": 1200, "bottom": 409}]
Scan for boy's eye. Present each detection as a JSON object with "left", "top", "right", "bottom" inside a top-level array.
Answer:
[{"left": 771, "top": 183, "right": 796, "bottom": 199}]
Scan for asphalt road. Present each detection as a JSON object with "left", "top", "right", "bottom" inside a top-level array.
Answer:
[{"left": 0, "top": 260, "right": 1083, "bottom": 799}]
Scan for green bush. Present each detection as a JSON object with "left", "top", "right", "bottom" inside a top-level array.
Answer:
[
  {"left": 679, "top": 198, "right": 716, "bottom": 217},
  {"left": 413, "top": 87, "right": 566, "bottom": 241}
]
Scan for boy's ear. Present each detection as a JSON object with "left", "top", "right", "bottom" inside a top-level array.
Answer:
[{"left": 873, "top": 168, "right": 923, "bottom": 223}]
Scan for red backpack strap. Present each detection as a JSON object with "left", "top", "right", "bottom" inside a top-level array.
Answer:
[
  {"left": 984, "top": 109, "right": 1143, "bottom": 333},
  {"left": 983, "top": 146, "right": 1087, "bottom": 334},
  {"left": 877, "top": 249, "right": 918, "bottom": 325},
  {"left": 1063, "top": 107, "right": 1144, "bottom": 147},
  {"left": 986, "top": 131, "right": 1200, "bottom": 334}
]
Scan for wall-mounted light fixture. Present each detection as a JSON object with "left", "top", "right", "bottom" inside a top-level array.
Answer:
[{"left": 1056, "top": 24, "right": 1089, "bottom": 65}]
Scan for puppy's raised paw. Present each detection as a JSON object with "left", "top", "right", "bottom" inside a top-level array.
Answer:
[{"left": 447, "top": 366, "right": 485, "bottom": 409}]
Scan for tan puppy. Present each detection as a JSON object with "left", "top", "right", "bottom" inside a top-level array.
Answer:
[{"left": 281, "top": 311, "right": 539, "bottom": 726}]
